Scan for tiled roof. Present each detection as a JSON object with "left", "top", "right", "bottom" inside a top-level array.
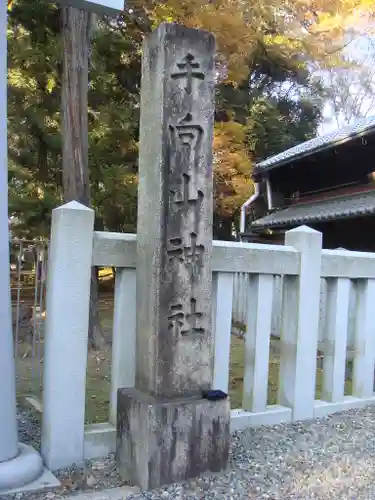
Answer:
[
  {"left": 251, "top": 190, "right": 375, "bottom": 229},
  {"left": 255, "top": 116, "right": 375, "bottom": 172}
]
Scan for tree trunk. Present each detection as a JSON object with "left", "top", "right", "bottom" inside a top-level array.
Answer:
[{"left": 61, "top": 6, "right": 104, "bottom": 349}]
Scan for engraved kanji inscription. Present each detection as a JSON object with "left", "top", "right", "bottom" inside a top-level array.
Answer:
[
  {"left": 170, "top": 173, "right": 203, "bottom": 211},
  {"left": 167, "top": 304, "right": 185, "bottom": 333},
  {"left": 169, "top": 114, "right": 203, "bottom": 174},
  {"left": 185, "top": 298, "right": 204, "bottom": 335},
  {"left": 166, "top": 232, "right": 205, "bottom": 276},
  {"left": 166, "top": 237, "right": 184, "bottom": 266},
  {"left": 184, "top": 232, "right": 204, "bottom": 274},
  {"left": 167, "top": 298, "right": 205, "bottom": 336},
  {"left": 171, "top": 53, "right": 205, "bottom": 95},
  {"left": 169, "top": 113, "right": 204, "bottom": 222}
]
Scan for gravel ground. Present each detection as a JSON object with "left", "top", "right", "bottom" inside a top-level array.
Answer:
[
  {"left": 5, "top": 408, "right": 124, "bottom": 500},
  {"left": 17, "top": 407, "right": 41, "bottom": 451},
  {"left": 6, "top": 405, "right": 375, "bottom": 499}
]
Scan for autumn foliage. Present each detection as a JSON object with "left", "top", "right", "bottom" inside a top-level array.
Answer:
[
  {"left": 142, "top": 0, "right": 375, "bottom": 82},
  {"left": 7, "top": 0, "right": 375, "bottom": 239}
]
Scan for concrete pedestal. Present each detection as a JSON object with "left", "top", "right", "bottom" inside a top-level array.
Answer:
[
  {"left": 117, "top": 388, "right": 230, "bottom": 491},
  {"left": 0, "top": 444, "right": 44, "bottom": 492}
]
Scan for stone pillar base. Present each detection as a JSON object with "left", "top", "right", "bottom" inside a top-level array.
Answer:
[
  {"left": 117, "top": 388, "right": 230, "bottom": 491},
  {"left": 0, "top": 443, "right": 44, "bottom": 492}
]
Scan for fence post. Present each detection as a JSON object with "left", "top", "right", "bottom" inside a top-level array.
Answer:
[
  {"left": 279, "top": 226, "right": 322, "bottom": 421},
  {"left": 242, "top": 274, "right": 274, "bottom": 413},
  {"left": 352, "top": 278, "right": 375, "bottom": 398},
  {"left": 109, "top": 268, "right": 136, "bottom": 425},
  {"left": 322, "top": 277, "right": 350, "bottom": 402},
  {"left": 212, "top": 271, "right": 234, "bottom": 393},
  {"left": 42, "top": 201, "right": 94, "bottom": 470}
]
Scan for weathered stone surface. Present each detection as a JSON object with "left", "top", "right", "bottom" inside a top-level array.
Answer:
[
  {"left": 136, "top": 23, "right": 216, "bottom": 398},
  {"left": 117, "top": 23, "right": 230, "bottom": 489},
  {"left": 117, "top": 388, "right": 230, "bottom": 491}
]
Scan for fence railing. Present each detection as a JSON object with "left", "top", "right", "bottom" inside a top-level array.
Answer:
[
  {"left": 41, "top": 202, "right": 375, "bottom": 471},
  {"left": 11, "top": 239, "right": 48, "bottom": 403},
  {"left": 232, "top": 270, "right": 358, "bottom": 353}
]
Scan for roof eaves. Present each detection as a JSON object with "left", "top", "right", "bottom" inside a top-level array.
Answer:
[
  {"left": 251, "top": 191, "right": 375, "bottom": 229},
  {"left": 251, "top": 211, "right": 359, "bottom": 230},
  {"left": 254, "top": 119, "right": 375, "bottom": 174}
]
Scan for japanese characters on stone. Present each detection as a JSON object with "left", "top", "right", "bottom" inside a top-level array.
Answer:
[{"left": 165, "top": 54, "right": 208, "bottom": 338}]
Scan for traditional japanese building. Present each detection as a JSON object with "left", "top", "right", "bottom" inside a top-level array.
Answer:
[{"left": 241, "top": 117, "right": 375, "bottom": 251}]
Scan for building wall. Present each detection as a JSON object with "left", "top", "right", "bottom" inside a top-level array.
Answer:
[
  {"left": 246, "top": 215, "right": 375, "bottom": 252},
  {"left": 317, "top": 217, "right": 375, "bottom": 251}
]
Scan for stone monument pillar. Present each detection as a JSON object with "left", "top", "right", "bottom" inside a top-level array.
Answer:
[{"left": 117, "top": 23, "right": 230, "bottom": 490}]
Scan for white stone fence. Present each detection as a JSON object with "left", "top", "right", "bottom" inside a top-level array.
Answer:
[
  {"left": 41, "top": 202, "right": 375, "bottom": 471},
  {"left": 232, "top": 274, "right": 358, "bottom": 352}
]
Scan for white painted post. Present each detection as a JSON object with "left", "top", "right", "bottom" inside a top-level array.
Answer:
[
  {"left": 109, "top": 268, "right": 136, "bottom": 425},
  {"left": 318, "top": 278, "right": 327, "bottom": 344},
  {"left": 242, "top": 274, "right": 273, "bottom": 412},
  {"left": 352, "top": 278, "right": 375, "bottom": 398},
  {"left": 322, "top": 278, "right": 350, "bottom": 402},
  {"left": 212, "top": 272, "right": 234, "bottom": 393},
  {"left": 0, "top": 0, "right": 45, "bottom": 492},
  {"left": 235, "top": 273, "right": 239, "bottom": 324},
  {"left": 0, "top": 0, "right": 18, "bottom": 464},
  {"left": 42, "top": 201, "right": 94, "bottom": 471},
  {"left": 278, "top": 226, "right": 322, "bottom": 421},
  {"left": 238, "top": 273, "right": 244, "bottom": 324},
  {"left": 347, "top": 282, "right": 357, "bottom": 349},
  {"left": 271, "top": 275, "right": 282, "bottom": 337},
  {"left": 232, "top": 272, "right": 239, "bottom": 324},
  {"left": 241, "top": 273, "right": 249, "bottom": 326}
]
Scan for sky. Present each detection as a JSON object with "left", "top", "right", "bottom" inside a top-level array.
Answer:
[{"left": 318, "top": 35, "right": 375, "bottom": 136}]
